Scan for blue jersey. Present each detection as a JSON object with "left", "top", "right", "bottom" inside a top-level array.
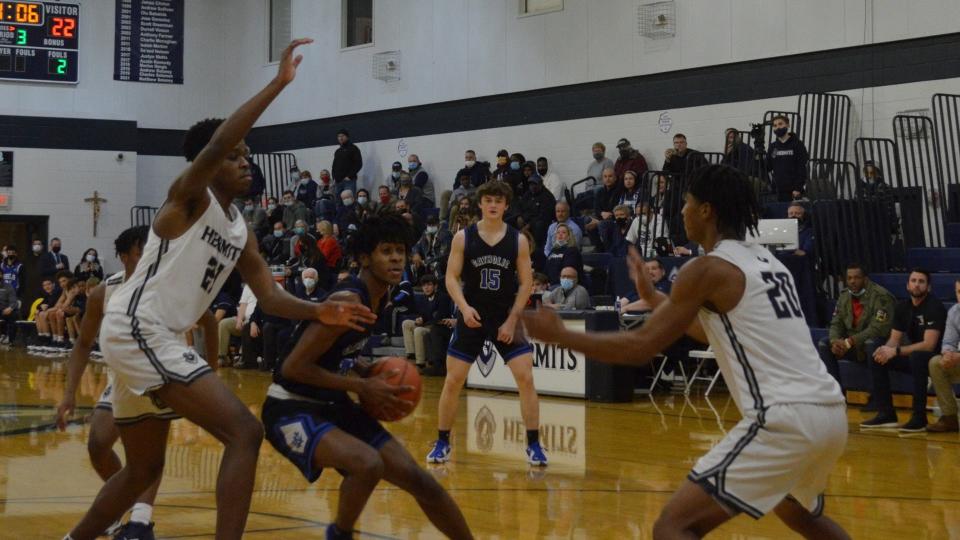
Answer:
[
  {"left": 461, "top": 223, "right": 520, "bottom": 312},
  {"left": 272, "top": 275, "right": 384, "bottom": 402},
  {"left": 1, "top": 261, "right": 22, "bottom": 292}
]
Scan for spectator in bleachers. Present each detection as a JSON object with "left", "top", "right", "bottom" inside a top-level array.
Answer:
[
  {"left": 626, "top": 201, "right": 669, "bottom": 258},
  {"left": 73, "top": 248, "right": 104, "bottom": 283},
  {"left": 409, "top": 252, "right": 429, "bottom": 286},
  {"left": 315, "top": 220, "right": 342, "bottom": 285},
  {"left": 544, "top": 223, "right": 583, "bottom": 287},
  {"left": 662, "top": 133, "right": 708, "bottom": 179},
  {"left": 457, "top": 149, "right": 490, "bottom": 188},
  {"left": 40, "top": 237, "right": 69, "bottom": 280},
  {"left": 493, "top": 149, "right": 511, "bottom": 181},
  {"left": 449, "top": 174, "right": 476, "bottom": 212},
  {"left": 217, "top": 283, "right": 258, "bottom": 368},
  {"left": 335, "top": 189, "right": 362, "bottom": 238},
  {"left": 787, "top": 202, "right": 815, "bottom": 257},
  {"left": 532, "top": 272, "right": 549, "bottom": 294},
  {"left": 387, "top": 161, "right": 403, "bottom": 189},
  {"left": 414, "top": 215, "right": 451, "bottom": 276},
  {"left": 518, "top": 175, "right": 556, "bottom": 251},
  {"left": 395, "top": 199, "right": 424, "bottom": 238},
  {"left": 587, "top": 142, "right": 615, "bottom": 182},
  {"left": 450, "top": 196, "right": 478, "bottom": 234},
  {"left": 401, "top": 275, "right": 451, "bottom": 369},
  {"left": 407, "top": 154, "right": 434, "bottom": 205},
  {"left": 593, "top": 168, "right": 621, "bottom": 221},
  {"left": 247, "top": 159, "right": 266, "bottom": 203},
  {"left": 600, "top": 204, "right": 633, "bottom": 257},
  {"left": 767, "top": 115, "right": 809, "bottom": 201},
  {"left": 545, "top": 201, "right": 583, "bottom": 256},
  {"left": 722, "top": 128, "right": 758, "bottom": 177},
  {"left": 261, "top": 221, "right": 292, "bottom": 265},
  {"left": 927, "top": 279, "right": 960, "bottom": 432},
  {"left": 265, "top": 196, "right": 283, "bottom": 228},
  {"left": 618, "top": 170, "right": 642, "bottom": 208},
  {"left": 281, "top": 190, "right": 311, "bottom": 230},
  {"left": 375, "top": 184, "right": 396, "bottom": 213},
  {"left": 537, "top": 157, "right": 565, "bottom": 202},
  {"left": 242, "top": 196, "right": 268, "bottom": 238},
  {"left": 818, "top": 263, "right": 893, "bottom": 387},
  {"left": 543, "top": 267, "right": 591, "bottom": 310},
  {"left": 503, "top": 153, "right": 527, "bottom": 198},
  {"left": 211, "top": 290, "right": 237, "bottom": 323},
  {"left": 862, "top": 269, "right": 947, "bottom": 432},
  {"left": 332, "top": 128, "right": 362, "bottom": 198},
  {"left": 614, "top": 138, "right": 648, "bottom": 181},
  {"left": 354, "top": 188, "right": 374, "bottom": 222},
  {"left": 620, "top": 258, "right": 671, "bottom": 312},
  {"left": 0, "top": 275, "right": 18, "bottom": 344},
  {"left": 314, "top": 170, "right": 338, "bottom": 222},
  {"left": 858, "top": 161, "right": 887, "bottom": 196},
  {"left": 293, "top": 169, "right": 319, "bottom": 211},
  {"left": 395, "top": 172, "right": 425, "bottom": 214},
  {"left": 1, "top": 246, "right": 23, "bottom": 297}
]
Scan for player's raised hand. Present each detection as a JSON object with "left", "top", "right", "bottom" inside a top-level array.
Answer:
[
  {"left": 461, "top": 305, "right": 482, "bottom": 328},
  {"left": 521, "top": 307, "right": 565, "bottom": 343},
  {"left": 627, "top": 246, "right": 656, "bottom": 301},
  {"left": 316, "top": 300, "right": 377, "bottom": 331},
  {"left": 274, "top": 38, "right": 313, "bottom": 86},
  {"left": 55, "top": 393, "right": 76, "bottom": 432}
]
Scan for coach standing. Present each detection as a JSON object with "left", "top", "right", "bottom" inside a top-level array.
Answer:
[{"left": 332, "top": 128, "right": 362, "bottom": 201}]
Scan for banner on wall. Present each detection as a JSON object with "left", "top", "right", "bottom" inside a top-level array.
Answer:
[{"left": 113, "top": 0, "right": 184, "bottom": 84}]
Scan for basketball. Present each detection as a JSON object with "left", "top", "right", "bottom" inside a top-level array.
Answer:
[{"left": 360, "top": 356, "right": 422, "bottom": 421}]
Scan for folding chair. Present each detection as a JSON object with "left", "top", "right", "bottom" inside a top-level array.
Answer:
[
  {"left": 648, "top": 353, "right": 689, "bottom": 393},
  {"left": 685, "top": 348, "right": 723, "bottom": 396}
]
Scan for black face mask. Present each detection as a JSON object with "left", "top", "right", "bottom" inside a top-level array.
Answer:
[
  {"left": 51, "top": 246, "right": 61, "bottom": 253},
  {"left": 615, "top": 217, "right": 628, "bottom": 227},
  {"left": 619, "top": 149, "right": 630, "bottom": 158},
  {"left": 537, "top": 168, "right": 547, "bottom": 176}
]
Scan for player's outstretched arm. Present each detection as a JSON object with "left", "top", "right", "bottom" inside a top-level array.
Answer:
[
  {"left": 56, "top": 283, "right": 106, "bottom": 430},
  {"left": 523, "top": 257, "right": 741, "bottom": 365},
  {"left": 444, "top": 230, "right": 481, "bottom": 328},
  {"left": 235, "top": 233, "right": 375, "bottom": 331},
  {"left": 281, "top": 292, "right": 413, "bottom": 413},
  {"left": 165, "top": 38, "right": 313, "bottom": 210}
]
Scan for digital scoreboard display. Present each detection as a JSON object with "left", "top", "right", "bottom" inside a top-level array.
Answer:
[{"left": 0, "top": 2, "right": 78, "bottom": 84}]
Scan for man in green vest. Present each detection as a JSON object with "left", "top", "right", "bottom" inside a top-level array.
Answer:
[{"left": 818, "top": 262, "right": 895, "bottom": 401}]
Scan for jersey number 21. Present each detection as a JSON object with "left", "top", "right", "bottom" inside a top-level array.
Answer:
[{"left": 201, "top": 257, "right": 226, "bottom": 293}]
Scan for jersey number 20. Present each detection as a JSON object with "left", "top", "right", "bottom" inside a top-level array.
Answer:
[
  {"left": 761, "top": 271, "right": 802, "bottom": 319},
  {"left": 201, "top": 257, "right": 226, "bottom": 293},
  {"left": 480, "top": 268, "right": 501, "bottom": 291}
]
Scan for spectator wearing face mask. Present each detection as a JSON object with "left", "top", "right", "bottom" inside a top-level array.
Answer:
[
  {"left": 544, "top": 223, "right": 584, "bottom": 286},
  {"left": 518, "top": 174, "right": 557, "bottom": 253},
  {"left": 395, "top": 172, "right": 425, "bottom": 214},
  {"left": 536, "top": 156, "right": 565, "bottom": 202},
  {"left": 505, "top": 153, "right": 527, "bottom": 198},
  {"left": 73, "top": 248, "right": 104, "bottom": 283},
  {"left": 242, "top": 196, "right": 268, "bottom": 239},
  {"left": 406, "top": 154, "right": 434, "bottom": 206},
  {"left": 493, "top": 149, "right": 511, "bottom": 181},
  {"left": 40, "top": 237, "right": 69, "bottom": 281},
  {"left": 600, "top": 205, "right": 634, "bottom": 256},
  {"left": 332, "top": 128, "right": 362, "bottom": 198},
  {"left": 543, "top": 267, "right": 591, "bottom": 310},
  {"left": 414, "top": 215, "right": 452, "bottom": 276},
  {"left": 280, "top": 190, "right": 311, "bottom": 230},
  {"left": 387, "top": 161, "right": 404, "bottom": 190},
  {"left": 265, "top": 196, "right": 283, "bottom": 228},
  {"left": 1, "top": 246, "right": 23, "bottom": 296},
  {"left": 587, "top": 142, "right": 615, "bottom": 183},
  {"left": 449, "top": 174, "right": 476, "bottom": 212},
  {"left": 313, "top": 169, "right": 338, "bottom": 222},
  {"left": 454, "top": 149, "right": 490, "bottom": 189},
  {"left": 354, "top": 188, "right": 374, "bottom": 221},
  {"left": 614, "top": 138, "right": 648, "bottom": 182},
  {"left": 374, "top": 184, "right": 396, "bottom": 213},
  {"left": 23, "top": 239, "right": 46, "bottom": 307},
  {"left": 292, "top": 170, "right": 319, "bottom": 213},
  {"left": 766, "top": 115, "right": 809, "bottom": 201},
  {"left": 261, "top": 221, "right": 292, "bottom": 265},
  {"left": 335, "top": 189, "right": 362, "bottom": 238},
  {"left": 786, "top": 202, "right": 815, "bottom": 257}
]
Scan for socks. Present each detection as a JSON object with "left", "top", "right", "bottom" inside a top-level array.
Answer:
[
  {"left": 527, "top": 429, "right": 539, "bottom": 446},
  {"left": 326, "top": 523, "right": 353, "bottom": 540},
  {"left": 438, "top": 430, "right": 451, "bottom": 444},
  {"left": 130, "top": 502, "right": 153, "bottom": 525}
]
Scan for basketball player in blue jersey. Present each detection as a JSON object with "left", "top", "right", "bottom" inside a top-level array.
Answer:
[
  {"left": 263, "top": 212, "right": 473, "bottom": 540},
  {"left": 524, "top": 165, "right": 850, "bottom": 539},
  {"left": 63, "top": 40, "right": 377, "bottom": 540},
  {"left": 56, "top": 226, "right": 218, "bottom": 540},
  {"left": 428, "top": 180, "right": 548, "bottom": 466}
]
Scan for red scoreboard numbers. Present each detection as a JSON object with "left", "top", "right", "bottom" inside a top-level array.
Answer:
[{"left": 49, "top": 16, "right": 74, "bottom": 37}]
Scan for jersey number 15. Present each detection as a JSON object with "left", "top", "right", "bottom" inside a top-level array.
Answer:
[
  {"left": 761, "top": 271, "right": 803, "bottom": 319},
  {"left": 480, "top": 268, "right": 501, "bottom": 291}
]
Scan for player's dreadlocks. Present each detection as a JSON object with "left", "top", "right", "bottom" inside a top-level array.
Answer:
[{"left": 686, "top": 164, "right": 761, "bottom": 241}]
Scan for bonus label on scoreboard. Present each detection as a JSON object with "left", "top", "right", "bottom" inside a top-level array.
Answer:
[{"left": 0, "top": 2, "right": 78, "bottom": 84}]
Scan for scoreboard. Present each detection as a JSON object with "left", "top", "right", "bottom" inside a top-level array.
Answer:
[{"left": 0, "top": 2, "right": 78, "bottom": 84}]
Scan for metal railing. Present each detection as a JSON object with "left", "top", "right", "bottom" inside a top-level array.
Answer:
[
  {"left": 250, "top": 152, "right": 298, "bottom": 201},
  {"left": 894, "top": 114, "right": 947, "bottom": 247},
  {"left": 932, "top": 94, "right": 960, "bottom": 222},
  {"left": 806, "top": 159, "right": 859, "bottom": 200},
  {"left": 797, "top": 93, "right": 851, "bottom": 164},
  {"left": 130, "top": 206, "right": 158, "bottom": 227}
]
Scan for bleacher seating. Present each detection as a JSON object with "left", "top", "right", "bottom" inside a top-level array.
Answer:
[
  {"left": 906, "top": 247, "right": 960, "bottom": 271},
  {"left": 946, "top": 223, "right": 960, "bottom": 248},
  {"left": 870, "top": 272, "right": 959, "bottom": 300}
]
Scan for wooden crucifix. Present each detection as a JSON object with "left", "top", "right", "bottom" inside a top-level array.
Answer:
[{"left": 84, "top": 190, "right": 107, "bottom": 237}]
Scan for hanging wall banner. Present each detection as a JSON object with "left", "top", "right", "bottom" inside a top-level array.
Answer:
[{"left": 113, "top": 0, "right": 184, "bottom": 84}]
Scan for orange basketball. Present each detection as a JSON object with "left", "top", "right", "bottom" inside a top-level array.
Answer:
[{"left": 360, "top": 356, "right": 422, "bottom": 421}]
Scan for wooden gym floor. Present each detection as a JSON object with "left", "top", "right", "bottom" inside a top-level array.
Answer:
[{"left": 0, "top": 348, "right": 956, "bottom": 539}]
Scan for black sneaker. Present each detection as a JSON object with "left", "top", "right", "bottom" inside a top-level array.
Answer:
[
  {"left": 898, "top": 415, "right": 928, "bottom": 433},
  {"left": 860, "top": 412, "right": 899, "bottom": 429},
  {"left": 113, "top": 521, "right": 155, "bottom": 540}
]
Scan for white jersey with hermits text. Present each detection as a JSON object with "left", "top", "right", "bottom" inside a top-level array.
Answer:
[
  {"left": 106, "top": 190, "right": 248, "bottom": 334},
  {"left": 696, "top": 240, "right": 844, "bottom": 416}
]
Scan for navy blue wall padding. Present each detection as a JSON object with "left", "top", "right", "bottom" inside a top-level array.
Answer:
[
  {"left": 906, "top": 248, "right": 960, "bottom": 273},
  {"left": 870, "top": 273, "right": 960, "bottom": 300}
]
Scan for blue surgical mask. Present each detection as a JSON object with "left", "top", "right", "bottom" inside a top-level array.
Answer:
[
  {"left": 392, "top": 171, "right": 400, "bottom": 179},
  {"left": 510, "top": 161, "right": 521, "bottom": 171},
  {"left": 343, "top": 197, "right": 355, "bottom": 206},
  {"left": 408, "top": 162, "right": 418, "bottom": 171},
  {"left": 426, "top": 226, "right": 438, "bottom": 235},
  {"left": 357, "top": 196, "right": 368, "bottom": 205},
  {"left": 560, "top": 278, "right": 574, "bottom": 291},
  {"left": 294, "top": 227, "right": 305, "bottom": 235},
  {"left": 273, "top": 230, "right": 284, "bottom": 238},
  {"left": 303, "top": 278, "right": 316, "bottom": 290},
  {"left": 775, "top": 127, "right": 788, "bottom": 138},
  {"left": 300, "top": 178, "right": 309, "bottom": 185}
]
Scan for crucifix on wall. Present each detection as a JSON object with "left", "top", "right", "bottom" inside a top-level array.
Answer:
[{"left": 84, "top": 190, "right": 107, "bottom": 237}]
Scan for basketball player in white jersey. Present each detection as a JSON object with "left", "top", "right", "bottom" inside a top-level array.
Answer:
[
  {"left": 523, "top": 165, "right": 850, "bottom": 539},
  {"left": 55, "top": 226, "right": 218, "bottom": 540},
  {"left": 63, "top": 39, "right": 376, "bottom": 540}
]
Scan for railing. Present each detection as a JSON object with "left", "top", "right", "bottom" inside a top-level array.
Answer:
[
  {"left": 932, "top": 94, "right": 960, "bottom": 222},
  {"left": 806, "top": 159, "right": 858, "bottom": 200},
  {"left": 797, "top": 93, "right": 851, "bottom": 164},
  {"left": 894, "top": 114, "right": 947, "bottom": 247},
  {"left": 250, "top": 152, "right": 298, "bottom": 201},
  {"left": 130, "top": 205, "right": 158, "bottom": 227}
]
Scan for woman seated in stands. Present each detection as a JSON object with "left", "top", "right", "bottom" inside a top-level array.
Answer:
[
  {"left": 544, "top": 223, "right": 584, "bottom": 287},
  {"left": 449, "top": 195, "right": 478, "bottom": 234},
  {"left": 73, "top": 248, "right": 104, "bottom": 283},
  {"left": 617, "top": 170, "right": 643, "bottom": 209}
]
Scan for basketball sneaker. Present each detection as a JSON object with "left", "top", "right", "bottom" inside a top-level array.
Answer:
[
  {"left": 859, "top": 412, "right": 899, "bottom": 429},
  {"left": 113, "top": 521, "right": 155, "bottom": 540},
  {"left": 426, "top": 440, "right": 451, "bottom": 464},
  {"left": 526, "top": 442, "right": 548, "bottom": 466}
]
